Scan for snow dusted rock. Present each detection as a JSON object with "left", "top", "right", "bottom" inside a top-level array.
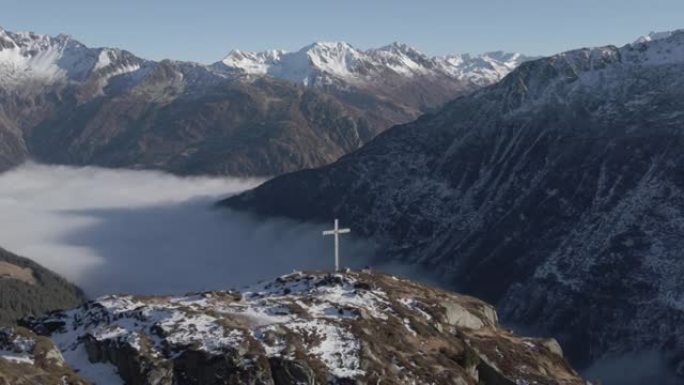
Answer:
[
  {"left": 23, "top": 271, "right": 586, "bottom": 385},
  {"left": 0, "top": 327, "right": 87, "bottom": 385}
]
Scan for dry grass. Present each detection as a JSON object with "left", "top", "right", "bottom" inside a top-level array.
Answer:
[{"left": 0, "top": 262, "right": 36, "bottom": 285}]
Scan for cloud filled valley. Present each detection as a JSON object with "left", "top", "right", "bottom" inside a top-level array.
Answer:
[{"left": 0, "top": 163, "right": 383, "bottom": 296}]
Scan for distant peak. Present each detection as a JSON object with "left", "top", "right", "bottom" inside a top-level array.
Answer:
[
  {"left": 300, "top": 41, "right": 356, "bottom": 52},
  {"left": 216, "top": 40, "right": 529, "bottom": 86},
  {"left": 379, "top": 41, "right": 415, "bottom": 50},
  {"left": 633, "top": 29, "right": 683, "bottom": 44}
]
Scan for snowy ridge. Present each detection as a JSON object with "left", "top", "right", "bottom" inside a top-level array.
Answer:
[
  {"left": 39, "top": 273, "right": 386, "bottom": 382},
  {"left": 0, "top": 26, "right": 146, "bottom": 90},
  {"left": 633, "top": 29, "right": 682, "bottom": 44},
  {"left": 24, "top": 271, "right": 586, "bottom": 385},
  {"left": 219, "top": 41, "right": 532, "bottom": 86}
]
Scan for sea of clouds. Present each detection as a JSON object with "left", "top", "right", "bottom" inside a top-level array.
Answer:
[{"left": 0, "top": 163, "right": 381, "bottom": 296}]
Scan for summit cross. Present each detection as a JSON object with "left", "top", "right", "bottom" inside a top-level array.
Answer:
[{"left": 322, "top": 219, "right": 351, "bottom": 272}]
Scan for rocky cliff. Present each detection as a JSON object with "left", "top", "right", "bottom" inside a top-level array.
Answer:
[{"left": 20, "top": 271, "right": 588, "bottom": 385}]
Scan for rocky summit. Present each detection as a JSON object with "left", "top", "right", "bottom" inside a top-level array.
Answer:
[{"left": 16, "top": 271, "right": 587, "bottom": 385}]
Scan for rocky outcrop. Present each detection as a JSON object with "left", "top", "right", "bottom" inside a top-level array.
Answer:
[
  {"left": 0, "top": 327, "right": 88, "bottom": 385},
  {"left": 24, "top": 271, "right": 588, "bottom": 385}
]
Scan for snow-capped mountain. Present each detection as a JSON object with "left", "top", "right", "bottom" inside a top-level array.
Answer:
[
  {"left": 0, "top": 27, "right": 529, "bottom": 176},
  {"left": 14, "top": 271, "right": 587, "bottom": 385},
  {"left": 0, "top": 26, "right": 147, "bottom": 92},
  {"left": 218, "top": 41, "right": 531, "bottom": 87},
  {"left": 223, "top": 29, "right": 684, "bottom": 381}
]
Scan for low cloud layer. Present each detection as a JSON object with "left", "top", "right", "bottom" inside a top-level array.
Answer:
[{"left": 0, "top": 163, "right": 379, "bottom": 296}]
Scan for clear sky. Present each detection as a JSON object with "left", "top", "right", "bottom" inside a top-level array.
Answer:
[{"left": 1, "top": 0, "right": 683, "bottom": 63}]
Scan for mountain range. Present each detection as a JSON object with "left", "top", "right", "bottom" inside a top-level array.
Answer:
[
  {"left": 223, "top": 29, "right": 684, "bottom": 379},
  {"left": 0, "top": 27, "right": 530, "bottom": 176}
]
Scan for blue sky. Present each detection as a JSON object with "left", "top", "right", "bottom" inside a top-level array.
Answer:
[{"left": 2, "top": 0, "right": 683, "bottom": 63}]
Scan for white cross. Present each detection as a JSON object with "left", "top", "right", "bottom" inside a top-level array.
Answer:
[{"left": 322, "top": 218, "right": 351, "bottom": 272}]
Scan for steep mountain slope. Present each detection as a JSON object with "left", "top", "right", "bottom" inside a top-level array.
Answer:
[
  {"left": 0, "top": 247, "right": 86, "bottom": 325},
  {"left": 24, "top": 65, "right": 377, "bottom": 176},
  {"left": 22, "top": 271, "right": 587, "bottom": 385},
  {"left": 223, "top": 30, "right": 684, "bottom": 375},
  {"left": 0, "top": 27, "right": 529, "bottom": 176}
]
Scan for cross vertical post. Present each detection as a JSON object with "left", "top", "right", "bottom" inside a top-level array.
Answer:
[
  {"left": 334, "top": 219, "right": 340, "bottom": 272},
  {"left": 322, "top": 218, "right": 351, "bottom": 272}
]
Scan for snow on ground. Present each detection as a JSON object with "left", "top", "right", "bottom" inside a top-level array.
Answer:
[
  {"left": 0, "top": 349, "right": 35, "bottom": 365},
  {"left": 0, "top": 328, "right": 36, "bottom": 365},
  {"left": 36, "top": 272, "right": 396, "bottom": 382},
  {"left": 61, "top": 343, "right": 124, "bottom": 385}
]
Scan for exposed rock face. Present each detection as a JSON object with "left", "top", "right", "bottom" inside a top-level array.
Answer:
[
  {"left": 25, "top": 271, "right": 587, "bottom": 385},
  {"left": 0, "top": 327, "right": 88, "bottom": 385},
  {"left": 221, "top": 30, "right": 684, "bottom": 375},
  {"left": 0, "top": 247, "right": 85, "bottom": 325}
]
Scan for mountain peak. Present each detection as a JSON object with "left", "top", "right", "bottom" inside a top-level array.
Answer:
[
  {"left": 376, "top": 41, "right": 422, "bottom": 54},
  {"left": 633, "top": 29, "right": 678, "bottom": 44},
  {"left": 217, "top": 41, "right": 530, "bottom": 86},
  {"left": 304, "top": 40, "right": 354, "bottom": 50}
]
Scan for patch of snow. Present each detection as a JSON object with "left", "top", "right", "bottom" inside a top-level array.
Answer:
[
  {"left": 289, "top": 319, "right": 363, "bottom": 378},
  {"left": 0, "top": 349, "right": 34, "bottom": 365},
  {"left": 399, "top": 297, "right": 433, "bottom": 321},
  {"left": 61, "top": 343, "right": 124, "bottom": 385}
]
